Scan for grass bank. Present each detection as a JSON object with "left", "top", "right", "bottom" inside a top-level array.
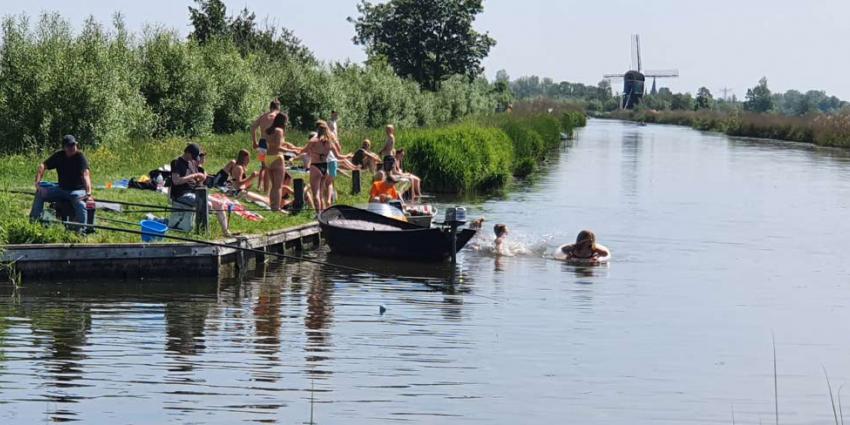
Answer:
[
  {"left": 0, "top": 111, "right": 585, "bottom": 245},
  {"left": 607, "top": 109, "right": 850, "bottom": 147}
]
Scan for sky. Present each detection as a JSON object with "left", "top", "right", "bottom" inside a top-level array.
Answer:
[{"left": 2, "top": 0, "right": 849, "bottom": 100}]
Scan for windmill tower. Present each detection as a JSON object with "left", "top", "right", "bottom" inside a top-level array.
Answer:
[{"left": 604, "top": 35, "right": 679, "bottom": 109}]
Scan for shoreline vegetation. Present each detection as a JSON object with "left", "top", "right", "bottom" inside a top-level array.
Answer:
[
  {"left": 0, "top": 7, "right": 586, "bottom": 246},
  {"left": 602, "top": 109, "right": 850, "bottom": 148},
  {"left": 0, "top": 110, "right": 586, "bottom": 246}
]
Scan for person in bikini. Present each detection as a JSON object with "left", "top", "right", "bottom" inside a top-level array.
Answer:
[
  {"left": 250, "top": 99, "right": 281, "bottom": 194},
  {"left": 264, "top": 112, "right": 299, "bottom": 212},
  {"left": 301, "top": 120, "right": 343, "bottom": 212}
]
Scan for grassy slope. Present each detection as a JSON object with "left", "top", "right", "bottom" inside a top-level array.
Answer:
[{"left": 0, "top": 131, "right": 372, "bottom": 244}]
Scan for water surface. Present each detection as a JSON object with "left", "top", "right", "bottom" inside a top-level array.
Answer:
[{"left": 3, "top": 119, "right": 850, "bottom": 424}]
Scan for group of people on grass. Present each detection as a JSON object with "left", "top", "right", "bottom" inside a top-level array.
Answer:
[
  {"left": 27, "top": 99, "right": 424, "bottom": 233},
  {"left": 26, "top": 99, "right": 608, "bottom": 263}
]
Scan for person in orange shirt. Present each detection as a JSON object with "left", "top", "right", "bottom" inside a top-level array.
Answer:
[{"left": 369, "top": 171, "right": 400, "bottom": 203}]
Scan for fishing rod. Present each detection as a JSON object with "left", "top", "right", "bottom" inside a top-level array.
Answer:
[
  {"left": 46, "top": 218, "right": 451, "bottom": 286},
  {"left": 5, "top": 189, "right": 197, "bottom": 212},
  {"left": 5, "top": 189, "right": 313, "bottom": 214}
]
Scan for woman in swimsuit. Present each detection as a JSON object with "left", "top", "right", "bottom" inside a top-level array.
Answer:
[
  {"left": 301, "top": 120, "right": 342, "bottom": 212},
  {"left": 559, "top": 230, "right": 610, "bottom": 261},
  {"left": 265, "top": 113, "right": 289, "bottom": 211},
  {"left": 221, "top": 149, "right": 258, "bottom": 191}
]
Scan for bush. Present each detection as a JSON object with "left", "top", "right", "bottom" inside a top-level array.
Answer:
[
  {"left": 138, "top": 29, "right": 217, "bottom": 136},
  {"left": 200, "top": 39, "right": 267, "bottom": 133},
  {"left": 403, "top": 125, "right": 513, "bottom": 193},
  {"left": 0, "top": 14, "right": 153, "bottom": 153}
]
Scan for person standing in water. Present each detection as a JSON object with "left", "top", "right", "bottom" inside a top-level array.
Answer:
[
  {"left": 250, "top": 99, "right": 281, "bottom": 194},
  {"left": 494, "top": 224, "right": 509, "bottom": 256}
]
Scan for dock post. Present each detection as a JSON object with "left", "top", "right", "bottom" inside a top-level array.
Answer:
[
  {"left": 293, "top": 178, "right": 305, "bottom": 213},
  {"left": 351, "top": 169, "right": 361, "bottom": 194},
  {"left": 194, "top": 187, "right": 209, "bottom": 234},
  {"left": 450, "top": 224, "right": 458, "bottom": 264}
]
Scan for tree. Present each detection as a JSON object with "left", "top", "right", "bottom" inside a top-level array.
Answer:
[
  {"left": 695, "top": 87, "right": 713, "bottom": 110},
  {"left": 349, "top": 0, "right": 496, "bottom": 91},
  {"left": 188, "top": 0, "right": 229, "bottom": 44},
  {"left": 495, "top": 69, "right": 509, "bottom": 83},
  {"left": 743, "top": 77, "right": 773, "bottom": 113},
  {"left": 188, "top": 0, "right": 314, "bottom": 64},
  {"left": 597, "top": 79, "right": 612, "bottom": 101},
  {"left": 671, "top": 93, "right": 694, "bottom": 111}
]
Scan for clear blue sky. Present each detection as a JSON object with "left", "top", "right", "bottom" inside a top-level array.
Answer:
[{"left": 3, "top": 0, "right": 849, "bottom": 99}]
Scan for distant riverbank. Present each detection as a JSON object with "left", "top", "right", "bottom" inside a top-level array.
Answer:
[{"left": 602, "top": 109, "right": 850, "bottom": 148}]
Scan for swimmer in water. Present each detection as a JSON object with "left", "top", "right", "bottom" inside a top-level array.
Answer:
[
  {"left": 558, "top": 230, "right": 610, "bottom": 262},
  {"left": 494, "top": 223, "right": 509, "bottom": 256}
]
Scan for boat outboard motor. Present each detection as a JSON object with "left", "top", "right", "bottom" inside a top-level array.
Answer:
[{"left": 444, "top": 207, "right": 467, "bottom": 264}]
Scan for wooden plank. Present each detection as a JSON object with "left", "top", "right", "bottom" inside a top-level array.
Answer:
[{"left": 1, "top": 222, "right": 322, "bottom": 279}]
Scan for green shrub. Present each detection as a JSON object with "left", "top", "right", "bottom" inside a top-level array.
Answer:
[
  {"left": 0, "top": 14, "right": 153, "bottom": 153},
  {"left": 138, "top": 29, "right": 216, "bottom": 136},
  {"left": 200, "top": 40, "right": 267, "bottom": 133},
  {"left": 403, "top": 124, "right": 513, "bottom": 193}
]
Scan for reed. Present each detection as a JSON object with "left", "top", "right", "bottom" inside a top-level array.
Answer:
[{"left": 609, "top": 109, "right": 850, "bottom": 148}]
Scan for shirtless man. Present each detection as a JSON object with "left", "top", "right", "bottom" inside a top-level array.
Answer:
[
  {"left": 379, "top": 124, "right": 396, "bottom": 158},
  {"left": 301, "top": 120, "right": 343, "bottom": 212},
  {"left": 250, "top": 99, "right": 281, "bottom": 194}
]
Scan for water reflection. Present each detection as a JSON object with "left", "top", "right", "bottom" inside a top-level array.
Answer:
[
  {"left": 621, "top": 128, "right": 642, "bottom": 201},
  {"left": 304, "top": 267, "right": 334, "bottom": 374},
  {"left": 7, "top": 120, "right": 850, "bottom": 423}
]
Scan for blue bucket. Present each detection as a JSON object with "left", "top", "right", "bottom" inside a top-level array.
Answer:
[{"left": 140, "top": 220, "right": 168, "bottom": 243}]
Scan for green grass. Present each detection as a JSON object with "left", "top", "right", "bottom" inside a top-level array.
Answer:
[
  {"left": 0, "top": 132, "right": 371, "bottom": 244},
  {"left": 0, "top": 111, "right": 587, "bottom": 245}
]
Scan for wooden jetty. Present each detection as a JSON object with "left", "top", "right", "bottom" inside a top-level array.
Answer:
[{"left": 1, "top": 223, "right": 321, "bottom": 281}]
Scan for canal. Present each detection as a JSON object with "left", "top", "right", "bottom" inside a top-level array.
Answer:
[{"left": 3, "top": 119, "right": 850, "bottom": 424}]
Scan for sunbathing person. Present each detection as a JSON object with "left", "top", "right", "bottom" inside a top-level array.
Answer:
[
  {"left": 352, "top": 139, "right": 382, "bottom": 172},
  {"left": 393, "top": 149, "right": 422, "bottom": 199}
]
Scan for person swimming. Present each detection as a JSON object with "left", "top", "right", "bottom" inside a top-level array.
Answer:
[
  {"left": 556, "top": 230, "right": 610, "bottom": 263},
  {"left": 494, "top": 223, "right": 509, "bottom": 256}
]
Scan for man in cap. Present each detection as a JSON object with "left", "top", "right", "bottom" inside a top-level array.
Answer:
[
  {"left": 170, "top": 143, "right": 207, "bottom": 207},
  {"left": 30, "top": 135, "right": 93, "bottom": 228}
]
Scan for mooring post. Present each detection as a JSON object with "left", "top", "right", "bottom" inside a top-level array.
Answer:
[
  {"left": 450, "top": 224, "right": 458, "bottom": 264},
  {"left": 351, "top": 169, "right": 361, "bottom": 194},
  {"left": 194, "top": 187, "right": 209, "bottom": 234},
  {"left": 293, "top": 178, "right": 305, "bottom": 213}
]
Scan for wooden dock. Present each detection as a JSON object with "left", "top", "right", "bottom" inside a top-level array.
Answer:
[{"left": 1, "top": 223, "right": 322, "bottom": 281}]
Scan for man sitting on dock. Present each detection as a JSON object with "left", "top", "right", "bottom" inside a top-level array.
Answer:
[
  {"left": 29, "top": 135, "right": 93, "bottom": 230},
  {"left": 169, "top": 144, "right": 207, "bottom": 230}
]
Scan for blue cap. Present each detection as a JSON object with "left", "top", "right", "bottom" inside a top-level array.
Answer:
[{"left": 63, "top": 135, "right": 77, "bottom": 146}]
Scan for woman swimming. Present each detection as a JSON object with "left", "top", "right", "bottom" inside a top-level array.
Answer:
[{"left": 556, "top": 230, "right": 610, "bottom": 263}]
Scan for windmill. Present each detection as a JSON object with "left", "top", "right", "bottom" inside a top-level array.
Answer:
[{"left": 604, "top": 35, "right": 679, "bottom": 109}]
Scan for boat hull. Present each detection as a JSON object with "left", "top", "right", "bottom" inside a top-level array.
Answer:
[{"left": 319, "top": 206, "right": 475, "bottom": 262}]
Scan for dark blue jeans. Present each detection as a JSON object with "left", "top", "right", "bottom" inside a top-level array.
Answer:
[{"left": 29, "top": 187, "right": 88, "bottom": 226}]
